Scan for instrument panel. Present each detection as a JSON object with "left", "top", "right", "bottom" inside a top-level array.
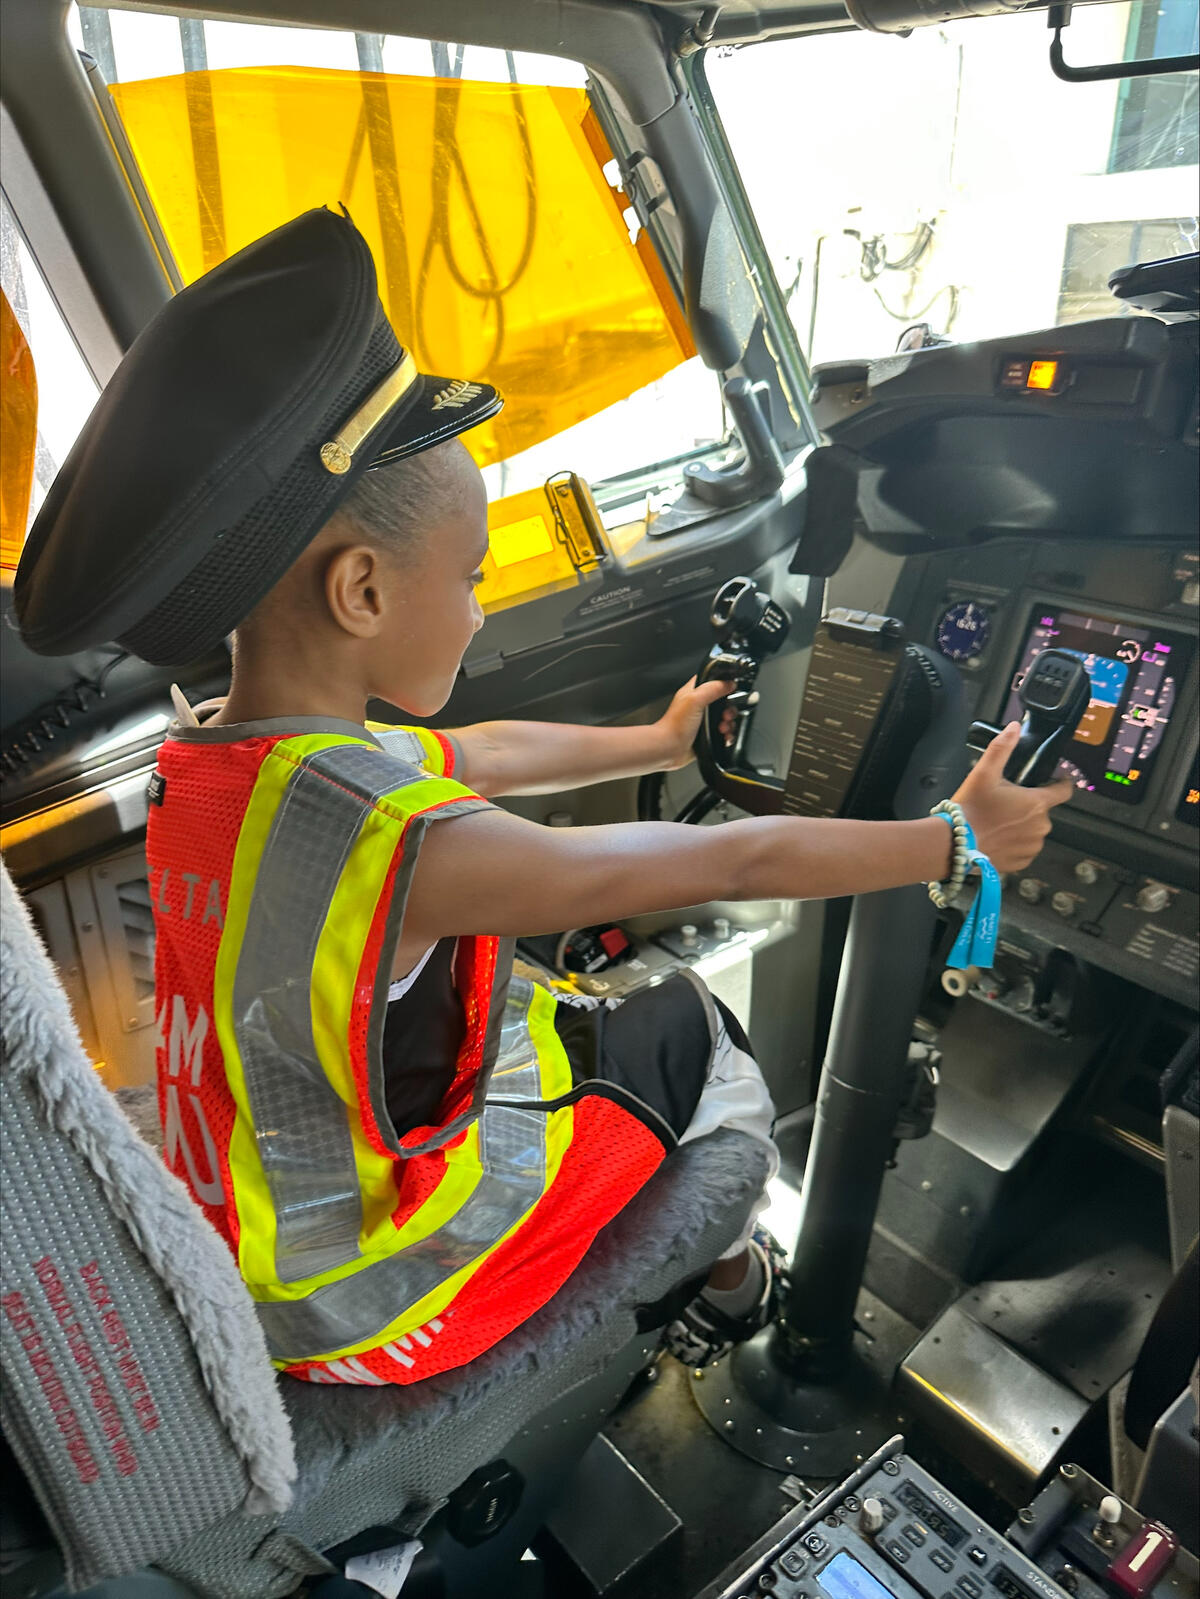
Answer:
[
  {"left": 999, "top": 604, "right": 1193, "bottom": 807},
  {"left": 908, "top": 541, "right": 1198, "bottom": 1010}
]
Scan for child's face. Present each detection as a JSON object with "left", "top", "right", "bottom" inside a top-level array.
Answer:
[{"left": 372, "top": 456, "right": 489, "bottom": 718}]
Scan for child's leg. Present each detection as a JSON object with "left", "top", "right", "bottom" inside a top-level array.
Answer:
[
  {"left": 549, "top": 974, "right": 781, "bottom": 1363},
  {"left": 669, "top": 1001, "right": 784, "bottom": 1349}
]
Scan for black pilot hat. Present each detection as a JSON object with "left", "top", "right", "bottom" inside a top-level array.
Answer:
[{"left": 13, "top": 208, "right": 503, "bottom": 666}]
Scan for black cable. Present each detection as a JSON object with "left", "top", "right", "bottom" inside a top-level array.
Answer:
[
  {"left": 0, "top": 650, "right": 130, "bottom": 781},
  {"left": 412, "top": 49, "right": 538, "bottom": 373},
  {"left": 854, "top": 220, "right": 936, "bottom": 284},
  {"left": 637, "top": 770, "right": 665, "bottom": 821},
  {"left": 675, "top": 787, "right": 723, "bottom": 826},
  {"left": 637, "top": 769, "right": 726, "bottom": 826},
  {"left": 873, "top": 281, "right": 960, "bottom": 329}
]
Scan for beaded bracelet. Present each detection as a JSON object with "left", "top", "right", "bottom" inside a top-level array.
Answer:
[{"left": 927, "top": 799, "right": 971, "bottom": 908}]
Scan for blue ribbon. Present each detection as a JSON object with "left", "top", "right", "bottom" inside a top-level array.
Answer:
[{"left": 936, "top": 812, "right": 1002, "bottom": 971}]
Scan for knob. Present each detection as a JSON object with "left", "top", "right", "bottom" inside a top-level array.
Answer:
[
  {"left": 1074, "top": 860, "right": 1099, "bottom": 885},
  {"left": 1135, "top": 881, "right": 1170, "bottom": 914},
  {"left": 1018, "top": 878, "right": 1043, "bottom": 903},
  {"left": 1051, "top": 891, "right": 1076, "bottom": 918},
  {"left": 1098, "top": 1496, "right": 1123, "bottom": 1526},
  {"left": 680, "top": 924, "right": 699, "bottom": 948},
  {"left": 860, "top": 1497, "right": 886, "bottom": 1535},
  {"left": 714, "top": 917, "right": 732, "bottom": 941}
]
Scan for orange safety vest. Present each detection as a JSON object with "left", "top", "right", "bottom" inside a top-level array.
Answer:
[{"left": 147, "top": 717, "right": 666, "bottom": 1385}]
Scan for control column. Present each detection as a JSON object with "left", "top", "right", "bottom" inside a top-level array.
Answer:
[{"left": 692, "top": 610, "right": 968, "bottom": 1472}]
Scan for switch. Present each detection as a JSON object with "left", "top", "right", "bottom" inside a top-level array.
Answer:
[
  {"left": 1074, "top": 860, "right": 1100, "bottom": 885},
  {"left": 1106, "top": 1521, "right": 1179, "bottom": 1597},
  {"left": 861, "top": 1498, "right": 886, "bottom": 1535},
  {"left": 1135, "top": 882, "right": 1170, "bottom": 914},
  {"left": 1051, "top": 891, "right": 1076, "bottom": 918},
  {"left": 1018, "top": 878, "right": 1043, "bottom": 904},
  {"left": 780, "top": 1548, "right": 808, "bottom": 1578},
  {"left": 1000, "top": 359, "right": 1031, "bottom": 389}
]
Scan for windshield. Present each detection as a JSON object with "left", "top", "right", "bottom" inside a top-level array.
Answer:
[
  {"left": 705, "top": 2, "right": 1198, "bottom": 366},
  {"left": 61, "top": 7, "right": 725, "bottom": 512}
]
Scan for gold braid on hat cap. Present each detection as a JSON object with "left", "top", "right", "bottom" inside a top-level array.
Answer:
[{"left": 320, "top": 351, "right": 419, "bottom": 475}]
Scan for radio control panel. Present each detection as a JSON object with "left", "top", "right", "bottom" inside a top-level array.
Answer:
[
  {"left": 977, "top": 841, "right": 1198, "bottom": 1011},
  {"left": 699, "top": 1445, "right": 1196, "bottom": 1599}
]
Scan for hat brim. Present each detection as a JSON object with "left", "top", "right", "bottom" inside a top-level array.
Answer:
[{"left": 366, "top": 371, "right": 503, "bottom": 470}]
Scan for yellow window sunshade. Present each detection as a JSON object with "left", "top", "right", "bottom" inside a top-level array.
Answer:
[
  {"left": 1, "top": 289, "right": 38, "bottom": 571},
  {"left": 108, "top": 68, "right": 695, "bottom": 469}
]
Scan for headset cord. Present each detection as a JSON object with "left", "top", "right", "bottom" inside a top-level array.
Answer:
[{"left": 0, "top": 650, "right": 129, "bottom": 782}]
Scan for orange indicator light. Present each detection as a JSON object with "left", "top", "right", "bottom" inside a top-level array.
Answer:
[{"left": 1027, "top": 360, "right": 1059, "bottom": 391}]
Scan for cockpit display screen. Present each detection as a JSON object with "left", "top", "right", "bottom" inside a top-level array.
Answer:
[{"left": 1003, "top": 606, "right": 1194, "bottom": 806}]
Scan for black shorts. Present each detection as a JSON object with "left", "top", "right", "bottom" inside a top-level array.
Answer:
[{"left": 549, "top": 970, "right": 756, "bottom": 1150}]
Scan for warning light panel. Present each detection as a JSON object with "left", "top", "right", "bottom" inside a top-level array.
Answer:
[
  {"left": 998, "top": 355, "right": 1067, "bottom": 394},
  {"left": 1026, "top": 360, "right": 1059, "bottom": 391}
]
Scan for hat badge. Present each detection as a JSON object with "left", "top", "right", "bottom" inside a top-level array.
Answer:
[{"left": 431, "top": 380, "right": 484, "bottom": 411}]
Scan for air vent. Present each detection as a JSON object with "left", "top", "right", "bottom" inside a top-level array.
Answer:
[
  {"left": 90, "top": 851, "right": 157, "bottom": 1036},
  {"left": 116, "top": 877, "right": 155, "bottom": 1005}
]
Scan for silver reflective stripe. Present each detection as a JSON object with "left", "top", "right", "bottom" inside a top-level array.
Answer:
[
  {"left": 372, "top": 727, "right": 429, "bottom": 766},
  {"left": 258, "top": 978, "right": 549, "bottom": 1360},
  {"left": 234, "top": 743, "right": 427, "bottom": 1284}
]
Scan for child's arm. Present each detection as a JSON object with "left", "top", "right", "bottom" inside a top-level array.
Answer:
[
  {"left": 395, "top": 723, "right": 1070, "bottom": 972},
  {"left": 445, "top": 678, "right": 732, "bottom": 796}
]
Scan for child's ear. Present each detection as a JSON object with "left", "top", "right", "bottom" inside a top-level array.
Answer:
[{"left": 323, "top": 544, "right": 386, "bottom": 638}]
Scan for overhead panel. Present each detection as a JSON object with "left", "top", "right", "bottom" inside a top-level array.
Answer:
[{"left": 106, "top": 67, "right": 694, "bottom": 468}]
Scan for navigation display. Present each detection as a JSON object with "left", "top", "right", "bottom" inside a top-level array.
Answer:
[{"left": 1003, "top": 606, "right": 1193, "bottom": 806}]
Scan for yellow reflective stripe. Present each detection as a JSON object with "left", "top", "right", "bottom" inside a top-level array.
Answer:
[
  {"left": 309, "top": 799, "right": 397, "bottom": 1248},
  {"left": 390, "top": 1124, "right": 486, "bottom": 1250},
  {"left": 295, "top": 1110, "right": 574, "bottom": 1364},
  {"left": 300, "top": 988, "right": 576, "bottom": 1363},
  {"left": 527, "top": 979, "right": 576, "bottom": 1101},
  {"left": 409, "top": 727, "right": 450, "bottom": 775},
  {"left": 309, "top": 788, "right": 483, "bottom": 1258},
  {"left": 215, "top": 733, "right": 373, "bottom": 1287},
  {"left": 235, "top": 758, "right": 484, "bottom": 1302}
]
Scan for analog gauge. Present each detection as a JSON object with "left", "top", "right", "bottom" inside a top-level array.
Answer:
[
  {"left": 1056, "top": 759, "right": 1091, "bottom": 793},
  {"left": 935, "top": 601, "right": 992, "bottom": 663}
]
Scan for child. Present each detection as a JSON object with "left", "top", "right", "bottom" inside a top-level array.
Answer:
[{"left": 14, "top": 210, "right": 1068, "bottom": 1388}]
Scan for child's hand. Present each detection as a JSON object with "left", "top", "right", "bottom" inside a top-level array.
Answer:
[
  {"left": 656, "top": 677, "right": 737, "bottom": 770},
  {"left": 952, "top": 721, "right": 1073, "bottom": 873}
]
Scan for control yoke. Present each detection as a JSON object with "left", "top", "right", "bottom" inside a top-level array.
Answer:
[
  {"left": 967, "top": 648, "right": 1091, "bottom": 787},
  {"left": 693, "top": 576, "right": 790, "bottom": 816}
]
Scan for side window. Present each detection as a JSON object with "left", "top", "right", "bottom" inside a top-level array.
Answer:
[
  {"left": 0, "top": 195, "right": 101, "bottom": 569},
  {"left": 1109, "top": 0, "right": 1200, "bottom": 172},
  {"left": 70, "top": 8, "right": 727, "bottom": 608},
  {"left": 1059, "top": 217, "right": 1198, "bottom": 323}
]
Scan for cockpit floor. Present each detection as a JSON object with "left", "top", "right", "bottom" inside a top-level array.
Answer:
[{"left": 575, "top": 1285, "right": 921, "bottom": 1599}]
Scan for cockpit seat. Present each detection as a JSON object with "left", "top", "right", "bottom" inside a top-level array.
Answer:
[{"left": 0, "top": 858, "right": 768, "bottom": 1598}]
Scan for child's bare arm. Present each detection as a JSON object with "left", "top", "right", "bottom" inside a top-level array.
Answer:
[
  {"left": 447, "top": 678, "right": 732, "bottom": 796},
  {"left": 397, "top": 725, "right": 1069, "bottom": 970}
]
